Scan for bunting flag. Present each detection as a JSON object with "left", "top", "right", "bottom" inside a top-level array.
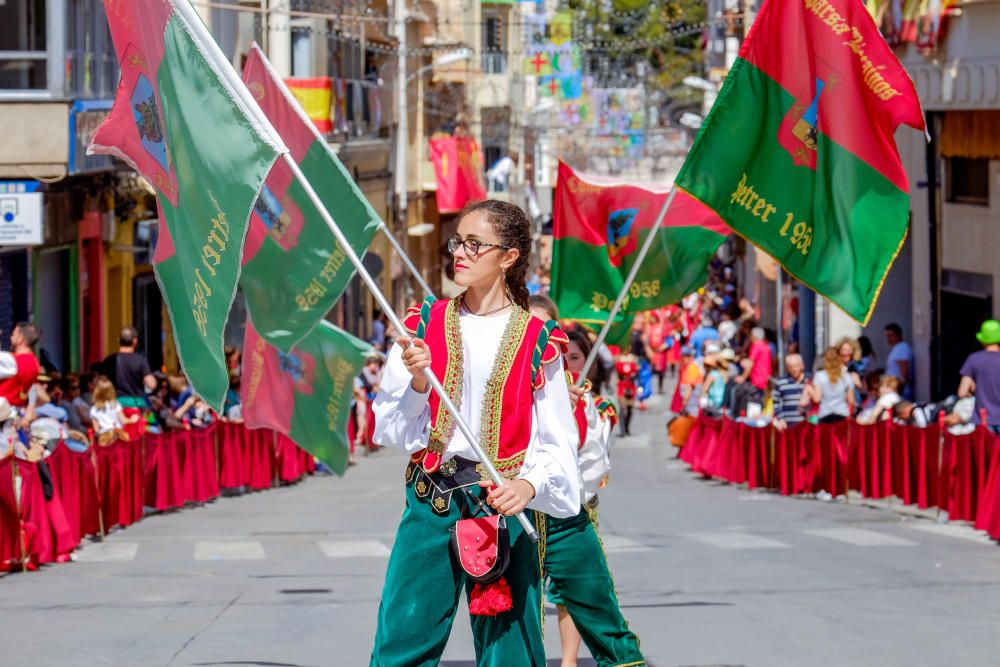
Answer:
[
  {"left": 88, "top": 0, "right": 283, "bottom": 410},
  {"left": 241, "top": 317, "right": 370, "bottom": 474},
  {"left": 675, "top": 0, "right": 925, "bottom": 324},
  {"left": 241, "top": 43, "right": 381, "bottom": 352},
  {"left": 550, "top": 161, "right": 731, "bottom": 325},
  {"left": 428, "top": 134, "right": 487, "bottom": 213}
]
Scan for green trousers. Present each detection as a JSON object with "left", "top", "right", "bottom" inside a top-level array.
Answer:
[
  {"left": 370, "top": 476, "right": 546, "bottom": 667},
  {"left": 544, "top": 508, "right": 645, "bottom": 667}
]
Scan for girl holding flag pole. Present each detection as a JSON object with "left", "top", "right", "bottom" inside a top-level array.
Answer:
[{"left": 371, "top": 200, "right": 580, "bottom": 666}]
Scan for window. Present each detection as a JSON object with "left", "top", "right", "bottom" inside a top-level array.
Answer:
[
  {"left": 481, "top": 13, "right": 506, "bottom": 74},
  {"left": 0, "top": 0, "right": 48, "bottom": 91},
  {"left": 1, "top": 0, "right": 119, "bottom": 99},
  {"left": 947, "top": 157, "right": 990, "bottom": 206},
  {"left": 65, "top": 0, "right": 119, "bottom": 99}
]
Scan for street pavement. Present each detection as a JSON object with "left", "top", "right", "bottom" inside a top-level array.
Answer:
[{"left": 3, "top": 385, "right": 1000, "bottom": 667}]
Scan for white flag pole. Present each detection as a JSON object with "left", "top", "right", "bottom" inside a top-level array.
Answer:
[
  {"left": 175, "top": 7, "right": 534, "bottom": 539},
  {"left": 248, "top": 42, "right": 435, "bottom": 299},
  {"left": 576, "top": 187, "right": 679, "bottom": 388}
]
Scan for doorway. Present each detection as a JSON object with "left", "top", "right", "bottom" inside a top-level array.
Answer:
[
  {"left": 941, "top": 287, "right": 993, "bottom": 395},
  {"left": 133, "top": 272, "right": 164, "bottom": 373}
]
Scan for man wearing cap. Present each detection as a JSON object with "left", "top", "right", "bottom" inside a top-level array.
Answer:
[
  {"left": 958, "top": 320, "right": 1000, "bottom": 433},
  {"left": 0, "top": 322, "right": 41, "bottom": 408}
]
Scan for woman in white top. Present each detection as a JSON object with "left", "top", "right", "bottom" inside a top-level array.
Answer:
[
  {"left": 370, "top": 200, "right": 580, "bottom": 667},
  {"left": 803, "top": 347, "right": 856, "bottom": 423}
]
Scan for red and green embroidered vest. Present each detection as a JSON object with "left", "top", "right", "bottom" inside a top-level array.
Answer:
[{"left": 403, "top": 296, "right": 568, "bottom": 478}]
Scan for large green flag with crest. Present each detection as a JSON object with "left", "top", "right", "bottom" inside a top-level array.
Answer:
[{"left": 89, "top": 0, "right": 283, "bottom": 410}]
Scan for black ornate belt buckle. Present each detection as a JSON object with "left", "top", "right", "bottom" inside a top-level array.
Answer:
[{"left": 439, "top": 458, "right": 458, "bottom": 478}]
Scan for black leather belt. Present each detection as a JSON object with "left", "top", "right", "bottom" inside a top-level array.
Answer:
[{"left": 406, "top": 456, "right": 483, "bottom": 515}]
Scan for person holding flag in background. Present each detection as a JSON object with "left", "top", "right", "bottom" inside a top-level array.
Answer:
[
  {"left": 549, "top": 324, "right": 645, "bottom": 667},
  {"left": 371, "top": 200, "right": 580, "bottom": 666}
]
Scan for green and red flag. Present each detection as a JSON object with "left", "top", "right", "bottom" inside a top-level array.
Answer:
[
  {"left": 550, "top": 161, "right": 731, "bottom": 325},
  {"left": 241, "top": 43, "right": 380, "bottom": 352},
  {"left": 89, "top": 0, "right": 283, "bottom": 410},
  {"left": 675, "top": 0, "right": 925, "bottom": 324},
  {"left": 241, "top": 317, "right": 369, "bottom": 474}
]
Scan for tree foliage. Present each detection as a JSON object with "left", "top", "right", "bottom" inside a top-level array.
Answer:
[{"left": 566, "top": 0, "right": 706, "bottom": 96}]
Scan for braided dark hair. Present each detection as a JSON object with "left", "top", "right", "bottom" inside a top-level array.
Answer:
[{"left": 459, "top": 199, "right": 533, "bottom": 309}]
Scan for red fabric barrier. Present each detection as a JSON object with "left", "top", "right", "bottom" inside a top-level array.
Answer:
[
  {"left": 677, "top": 416, "right": 1000, "bottom": 543},
  {"left": 245, "top": 428, "right": 276, "bottom": 491},
  {"left": 17, "top": 462, "right": 75, "bottom": 565},
  {"left": 1, "top": 422, "right": 316, "bottom": 576},
  {"left": 48, "top": 446, "right": 102, "bottom": 542},
  {"left": 974, "top": 438, "right": 1000, "bottom": 539},
  {"left": 144, "top": 431, "right": 187, "bottom": 511},
  {"left": 0, "top": 455, "right": 23, "bottom": 568},
  {"left": 943, "top": 428, "right": 997, "bottom": 522},
  {"left": 218, "top": 422, "right": 247, "bottom": 489},
  {"left": 183, "top": 425, "right": 220, "bottom": 504},
  {"left": 276, "top": 433, "right": 306, "bottom": 483}
]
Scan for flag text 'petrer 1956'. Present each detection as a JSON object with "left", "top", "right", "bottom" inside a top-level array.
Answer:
[
  {"left": 549, "top": 161, "right": 731, "bottom": 326},
  {"left": 676, "top": 0, "right": 925, "bottom": 324},
  {"left": 241, "top": 43, "right": 380, "bottom": 353}
]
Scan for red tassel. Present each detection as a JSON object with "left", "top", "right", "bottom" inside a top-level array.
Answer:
[{"left": 468, "top": 577, "right": 513, "bottom": 616}]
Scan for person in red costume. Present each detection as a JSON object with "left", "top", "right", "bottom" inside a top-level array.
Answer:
[
  {"left": 0, "top": 322, "right": 41, "bottom": 408},
  {"left": 615, "top": 352, "right": 640, "bottom": 436}
]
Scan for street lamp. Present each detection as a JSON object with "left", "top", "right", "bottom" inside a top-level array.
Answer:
[
  {"left": 405, "top": 48, "right": 474, "bottom": 85},
  {"left": 683, "top": 75, "right": 716, "bottom": 92}
]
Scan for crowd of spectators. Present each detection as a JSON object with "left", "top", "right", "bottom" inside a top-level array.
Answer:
[{"left": 666, "top": 300, "right": 1000, "bottom": 439}]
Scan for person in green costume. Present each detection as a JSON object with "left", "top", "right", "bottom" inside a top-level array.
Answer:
[
  {"left": 370, "top": 200, "right": 581, "bottom": 666},
  {"left": 546, "top": 326, "right": 646, "bottom": 667}
]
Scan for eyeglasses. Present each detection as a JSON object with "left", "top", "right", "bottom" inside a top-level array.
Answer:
[{"left": 447, "top": 235, "right": 510, "bottom": 258}]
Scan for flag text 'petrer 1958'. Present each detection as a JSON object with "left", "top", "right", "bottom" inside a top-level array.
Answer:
[
  {"left": 88, "top": 0, "right": 283, "bottom": 410},
  {"left": 241, "top": 43, "right": 380, "bottom": 353},
  {"left": 676, "top": 0, "right": 925, "bottom": 324},
  {"left": 549, "top": 161, "right": 731, "bottom": 326}
]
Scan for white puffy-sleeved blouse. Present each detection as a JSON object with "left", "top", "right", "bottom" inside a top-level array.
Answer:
[{"left": 373, "top": 309, "right": 581, "bottom": 519}]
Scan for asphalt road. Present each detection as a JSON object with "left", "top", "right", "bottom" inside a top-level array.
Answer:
[{"left": 3, "top": 389, "right": 999, "bottom": 667}]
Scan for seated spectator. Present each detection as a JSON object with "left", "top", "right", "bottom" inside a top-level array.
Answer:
[
  {"left": 60, "top": 374, "right": 85, "bottom": 430},
  {"left": 672, "top": 346, "right": 703, "bottom": 415},
  {"left": 29, "top": 373, "right": 69, "bottom": 423},
  {"left": 90, "top": 377, "right": 140, "bottom": 444},
  {"left": 892, "top": 400, "right": 932, "bottom": 427},
  {"left": 149, "top": 374, "right": 184, "bottom": 432},
  {"left": 223, "top": 370, "right": 242, "bottom": 421},
  {"left": 857, "top": 375, "right": 901, "bottom": 424},
  {"left": 772, "top": 353, "right": 809, "bottom": 430},
  {"left": 169, "top": 375, "right": 196, "bottom": 423},
  {"left": 701, "top": 352, "right": 729, "bottom": 415},
  {"left": 729, "top": 327, "right": 771, "bottom": 416},
  {"left": 71, "top": 372, "right": 97, "bottom": 430},
  {"left": 803, "top": 346, "right": 855, "bottom": 424},
  {"left": 944, "top": 396, "right": 977, "bottom": 435},
  {"left": 190, "top": 398, "right": 215, "bottom": 428}
]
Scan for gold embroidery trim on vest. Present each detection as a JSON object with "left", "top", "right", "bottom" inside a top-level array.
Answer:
[
  {"left": 477, "top": 306, "right": 531, "bottom": 480},
  {"left": 428, "top": 297, "right": 464, "bottom": 456}
]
